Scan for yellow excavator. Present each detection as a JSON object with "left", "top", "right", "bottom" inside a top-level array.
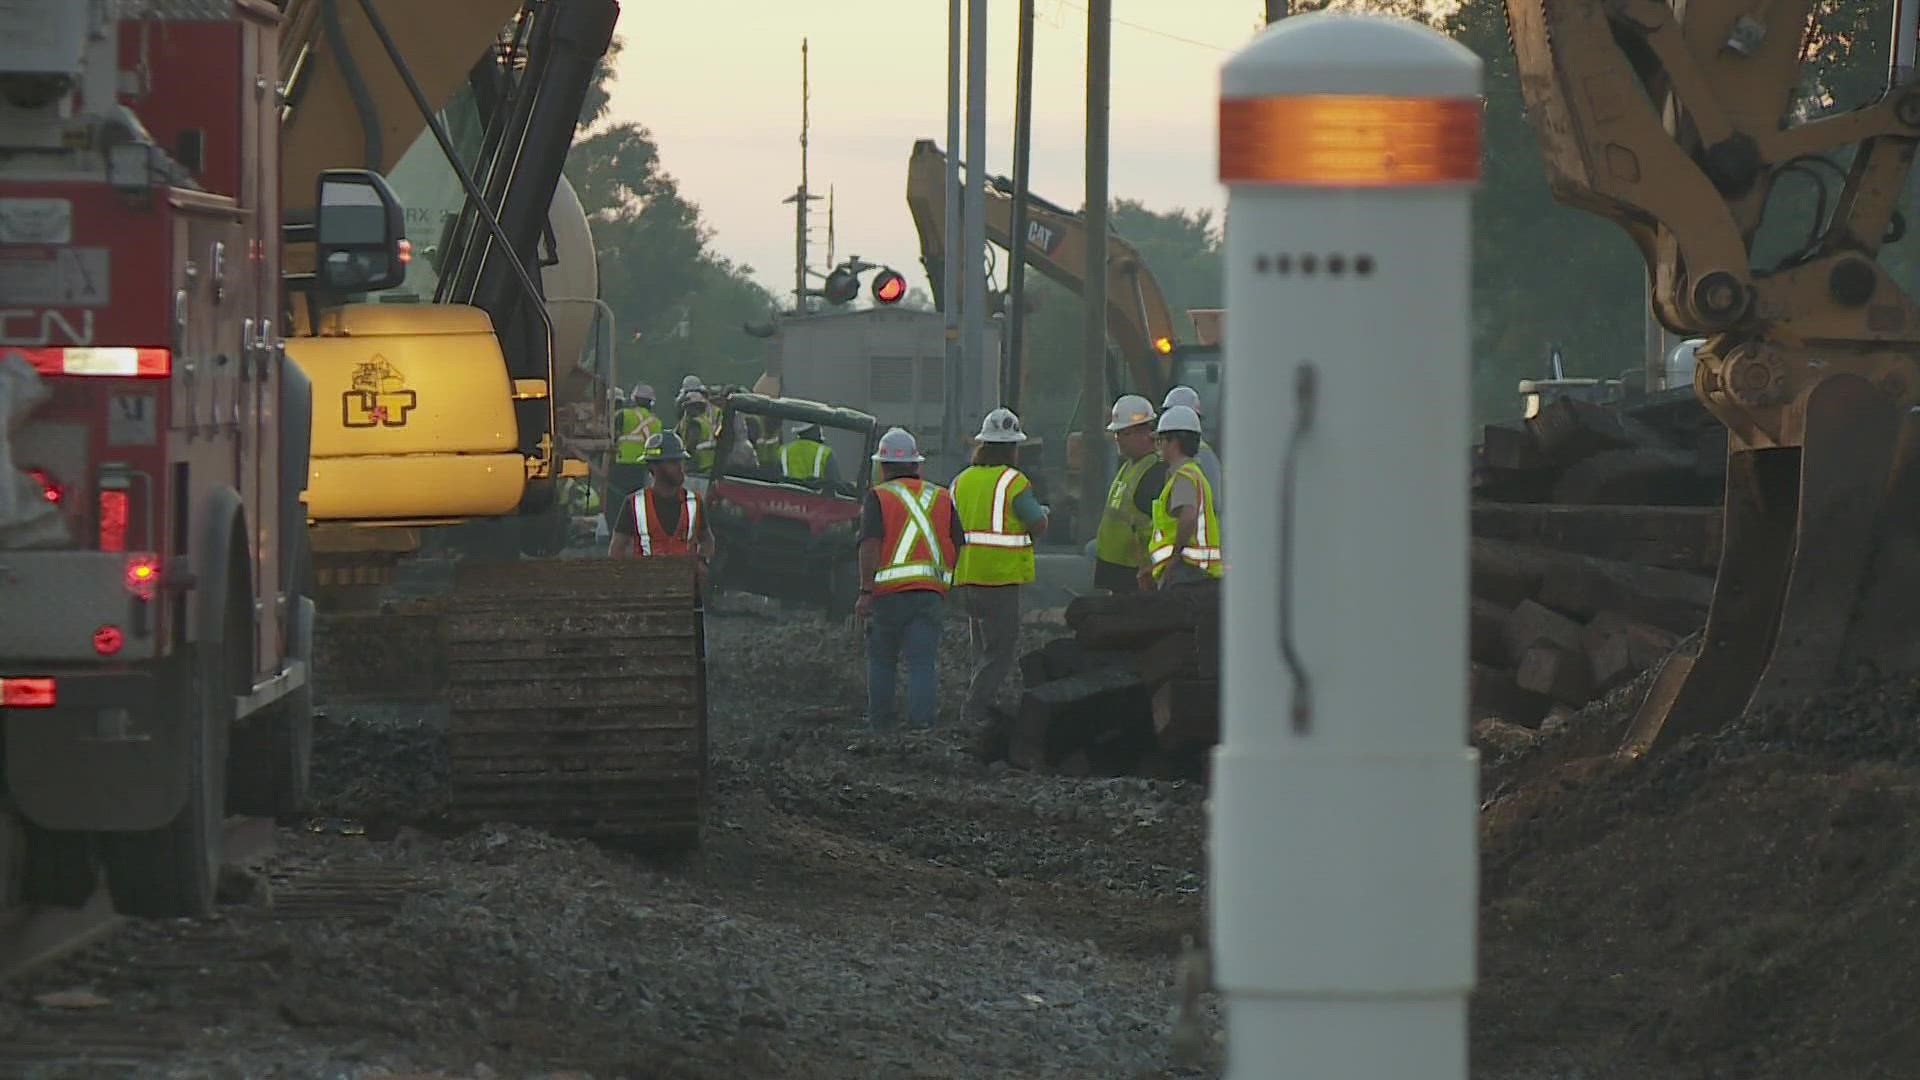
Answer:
[
  {"left": 274, "top": 0, "right": 706, "bottom": 848},
  {"left": 1506, "top": 0, "right": 1920, "bottom": 756},
  {"left": 904, "top": 140, "right": 1224, "bottom": 422}
]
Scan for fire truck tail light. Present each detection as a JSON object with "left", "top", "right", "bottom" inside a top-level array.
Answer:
[
  {"left": 19, "top": 347, "right": 171, "bottom": 379},
  {"left": 98, "top": 489, "right": 129, "bottom": 552},
  {"left": 125, "top": 553, "right": 161, "bottom": 599},
  {"left": 25, "top": 468, "right": 62, "bottom": 504},
  {"left": 0, "top": 678, "right": 56, "bottom": 708}
]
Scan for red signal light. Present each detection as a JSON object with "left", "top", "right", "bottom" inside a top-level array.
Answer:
[{"left": 872, "top": 270, "right": 907, "bottom": 305}]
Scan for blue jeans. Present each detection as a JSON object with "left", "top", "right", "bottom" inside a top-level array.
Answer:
[{"left": 866, "top": 590, "right": 945, "bottom": 729}]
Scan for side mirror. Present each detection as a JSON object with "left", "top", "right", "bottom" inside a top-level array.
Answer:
[{"left": 313, "top": 168, "right": 409, "bottom": 294}]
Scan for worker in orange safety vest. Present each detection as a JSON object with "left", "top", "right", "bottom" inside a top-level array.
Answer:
[
  {"left": 609, "top": 432, "right": 716, "bottom": 589},
  {"left": 856, "top": 426, "right": 967, "bottom": 729}
]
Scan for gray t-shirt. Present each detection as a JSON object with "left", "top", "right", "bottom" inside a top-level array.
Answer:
[{"left": 1194, "top": 443, "right": 1224, "bottom": 516}]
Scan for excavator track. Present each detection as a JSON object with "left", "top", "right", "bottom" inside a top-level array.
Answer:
[{"left": 442, "top": 557, "right": 708, "bottom": 851}]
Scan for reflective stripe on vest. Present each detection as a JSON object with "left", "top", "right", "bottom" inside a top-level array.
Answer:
[
  {"left": 782, "top": 439, "right": 830, "bottom": 479},
  {"left": 631, "top": 488, "right": 699, "bottom": 557},
  {"left": 1147, "top": 460, "right": 1223, "bottom": 579},
  {"left": 614, "top": 408, "right": 661, "bottom": 463},
  {"left": 962, "top": 467, "right": 1032, "bottom": 548},
  {"left": 874, "top": 480, "right": 953, "bottom": 589},
  {"left": 953, "top": 465, "right": 1036, "bottom": 587}
]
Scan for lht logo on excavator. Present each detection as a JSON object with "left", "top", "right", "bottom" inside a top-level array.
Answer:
[{"left": 342, "top": 356, "right": 418, "bottom": 428}]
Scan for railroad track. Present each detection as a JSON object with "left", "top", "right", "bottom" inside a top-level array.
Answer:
[{"left": 0, "top": 816, "right": 277, "bottom": 984}]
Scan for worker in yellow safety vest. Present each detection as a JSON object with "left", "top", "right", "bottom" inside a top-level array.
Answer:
[
  {"left": 614, "top": 383, "right": 662, "bottom": 462},
  {"left": 952, "top": 407, "right": 1050, "bottom": 725},
  {"left": 1092, "top": 394, "right": 1170, "bottom": 593},
  {"left": 675, "top": 389, "right": 719, "bottom": 473},
  {"left": 1161, "top": 385, "right": 1223, "bottom": 518},
  {"left": 1139, "top": 405, "right": 1223, "bottom": 591},
  {"left": 608, "top": 383, "right": 661, "bottom": 506},
  {"left": 782, "top": 422, "right": 839, "bottom": 484}
]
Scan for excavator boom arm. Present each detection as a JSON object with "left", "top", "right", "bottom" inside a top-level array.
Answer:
[
  {"left": 1504, "top": 0, "right": 1920, "bottom": 757},
  {"left": 906, "top": 139, "right": 1182, "bottom": 401},
  {"left": 277, "top": 0, "right": 527, "bottom": 214}
]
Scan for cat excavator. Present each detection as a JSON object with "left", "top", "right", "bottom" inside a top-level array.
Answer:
[
  {"left": 1505, "top": 0, "right": 1920, "bottom": 756},
  {"left": 904, "top": 140, "right": 1224, "bottom": 419},
  {"left": 905, "top": 141, "right": 1225, "bottom": 532},
  {"left": 275, "top": 0, "right": 706, "bottom": 848}
]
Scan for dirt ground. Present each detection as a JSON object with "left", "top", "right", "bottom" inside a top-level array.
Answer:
[
  {"left": 9, "top": 593, "right": 1920, "bottom": 1078},
  {"left": 1473, "top": 667, "right": 1920, "bottom": 1080},
  {"left": 0, "top": 599, "right": 1217, "bottom": 1080}
]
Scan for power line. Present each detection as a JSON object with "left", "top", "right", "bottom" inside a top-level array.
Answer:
[{"left": 1051, "top": 0, "right": 1234, "bottom": 52}]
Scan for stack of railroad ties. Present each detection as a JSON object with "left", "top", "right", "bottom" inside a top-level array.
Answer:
[
  {"left": 981, "top": 580, "right": 1222, "bottom": 780},
  {"left": 987, "top": 390, "right": 1733, "bottom": 778}
]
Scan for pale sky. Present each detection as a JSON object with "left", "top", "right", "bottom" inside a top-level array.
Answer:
[{"left": 600, "top": 1, "right": 1268, "bottom": 303}]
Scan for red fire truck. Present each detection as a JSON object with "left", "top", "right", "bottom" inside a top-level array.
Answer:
[{"left": 0, "top": 1, "right": 399, "bottom": 918}]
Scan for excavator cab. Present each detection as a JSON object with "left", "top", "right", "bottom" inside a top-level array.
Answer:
[{"left": 1505, "top": 0, "right": 1920, "bottom": 756}]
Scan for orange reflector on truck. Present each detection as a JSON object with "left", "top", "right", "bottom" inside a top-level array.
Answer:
[
  {"left": 1218, "top": 95, "right": 1481, "bottom": 186},
  {"left": 18, "top": 347, "right": 171, "bottom": 378},
  {"left": 1, "top": 678, "right": 56, "bottom": 708}
]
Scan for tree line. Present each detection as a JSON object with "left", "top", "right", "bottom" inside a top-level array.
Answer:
[{"left": 569, "top": 3, "right": 1913, "bottom": 429}]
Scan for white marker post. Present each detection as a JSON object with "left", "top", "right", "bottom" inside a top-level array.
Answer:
[{"left": 1212, "top": 14, "right": 1482, "bottom": 1078}]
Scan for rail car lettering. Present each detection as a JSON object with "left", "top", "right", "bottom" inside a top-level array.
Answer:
[
  {"left": 342, "top": 355, "right": 418, "bottom": 428},
  {"left": 0, "top": 309, "right": 93, "bottom": 347}
]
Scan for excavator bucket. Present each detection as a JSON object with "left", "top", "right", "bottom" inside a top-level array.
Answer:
[{"left": 1620, "top": 375, "right": 1914, "bottom": 757}]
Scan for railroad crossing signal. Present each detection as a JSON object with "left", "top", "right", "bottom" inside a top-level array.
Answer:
[{"left": 819, "top": 257, "right": 908, "bottom": 307}]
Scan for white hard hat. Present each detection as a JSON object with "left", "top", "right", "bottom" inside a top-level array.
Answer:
[
  {"left": 1156, "top": 404, "right": 1202, "bottom": 434},
  {"left": 871, "top": 426, "right": 925, "bottom": 463},
  {"left": 975, "top": 407, "right": 1028, "bottom": 444},
  {"left": 679, "top": 374, "right": 703, "bottom": 392},
  {"left": 1106, "top": 394, "right": 1157, "bottom": 432},
  {"left": 631, "top": 383, "right": 655, "bottom": 402},
  {"left": 1162, "top": 385, "right": 1201, "bottom": 413}
]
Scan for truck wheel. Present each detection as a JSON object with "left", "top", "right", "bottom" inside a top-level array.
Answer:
[
  {"left": 101, "top": 638, "right": 230, "bottom": 918},
  {"left": 20, "top": 825, "right": 95, "bottom": 909},
  {"left": 229, "top": 597, "right": 314, "bottom": 818}
]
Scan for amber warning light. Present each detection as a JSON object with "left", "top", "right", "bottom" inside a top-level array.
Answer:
[
  {"left": 1218, "top": 94, "right": 1481, "bottom": 187},
  {"left": 125, "top": 554, "right": 161, "bottom": 600}
]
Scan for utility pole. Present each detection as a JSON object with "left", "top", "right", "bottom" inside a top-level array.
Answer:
[
  {"left": 826, "top": 184, "right": 836, "bottom": 271},
  {"left": 1080, "top": 0, "right": 1112, "bottom": 542},
  {"left": 785, "top": 38, "right": 821, "bottom": 316},
  {"left": 1264, "top": 0, "right": 1287, "bottom": 23},
  {"left": 1006, "top": 0, "right": 1037, "bottom": 411},
  {"left": 943, "top": 0, "right": 964, "bottom": 464},
  {"left": 960, "top": 0, "right": 990, "bottom": 464}
]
